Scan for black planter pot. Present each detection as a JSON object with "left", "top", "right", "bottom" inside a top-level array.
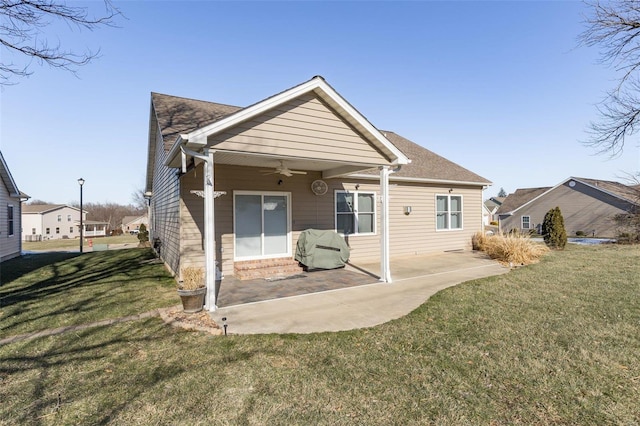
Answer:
[{"left": 177, "top": 287, "right": 206, "bottom": 313}]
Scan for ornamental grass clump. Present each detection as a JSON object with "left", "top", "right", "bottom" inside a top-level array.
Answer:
[
  {"left": 473, "top": 231, "right": 549, "bottom": 266},
  {"left": 180, "top": 266, "right": 205, "bottom": 290}
]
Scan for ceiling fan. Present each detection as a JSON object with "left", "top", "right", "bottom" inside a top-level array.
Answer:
[{"left": 260, "top": 160, "right": 307, "bottom": 177}]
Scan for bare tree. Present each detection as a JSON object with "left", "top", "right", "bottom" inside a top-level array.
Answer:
[
  {"left": 131, "top": 188, "right": 148, "bottom": 211},
  {"left": 579, "top": 0, "right": 640, "bottom": 156},
  {"left": 0, "top": 0, "right": 120, "bottom": 84}
]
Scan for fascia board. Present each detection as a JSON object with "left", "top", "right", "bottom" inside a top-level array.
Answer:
[
  {"left": 347, "top": 173, "right": 491, "bottom": 187},
  {"left": 180, "top": 77, "right": 409, "bottom": 165},
  {"left": 164, "top": 135, "right": 185, "bottom": 168},
  {"left": 0, "top": 151, "right": 20, "bottom": 195}
]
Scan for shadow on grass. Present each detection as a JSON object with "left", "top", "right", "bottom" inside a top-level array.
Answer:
[
  {"left": 0, "top": 319, "right": 263, "bottom": 424},
  {"left": 0, "top": 249, "right": 175, "bottom": 337}
]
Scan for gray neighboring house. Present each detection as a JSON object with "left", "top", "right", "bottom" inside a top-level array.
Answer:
[
  {"left": 146, "top": 76, "right": 491, "bottom": 311},
  {"left": 1, "top": 151, "right": 28, "bottom": 262},
  {"left": 497, "top": 177, "right": 639, "bottom": 237}
]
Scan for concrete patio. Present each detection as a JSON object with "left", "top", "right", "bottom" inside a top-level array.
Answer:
[{"left": 210, "top": 251, "right": 509, "bottom": 334}]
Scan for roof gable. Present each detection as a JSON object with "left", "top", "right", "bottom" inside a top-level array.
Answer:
[{"left": 165, "top": 76, "right": 409, "bottom": 167}]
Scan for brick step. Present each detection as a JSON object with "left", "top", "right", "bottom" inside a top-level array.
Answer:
[{"left": 234, "top": 258, "right": 304, "bottom": 280}]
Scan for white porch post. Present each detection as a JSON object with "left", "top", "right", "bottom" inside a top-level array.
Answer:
[
  {"left": 204, "top": 148, "right": 217, "bottom": 311},
  {"left": 379, "top": 165, "right": 392, "bottom": 283}
]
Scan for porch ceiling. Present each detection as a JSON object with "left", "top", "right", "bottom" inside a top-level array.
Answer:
[{"left": 205, "top": 151, "right": 380, "bottom": 178}]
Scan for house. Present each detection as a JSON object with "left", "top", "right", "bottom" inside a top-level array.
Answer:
[
  {"left": 21, "top": 204, "right": 108, "bottom": 240},
  {"left": 483, "top": 197, "right": 504, "bottom": 225},
  {"left": 497, "top": 177, "right": 639, "bottom": 237},
  {"left": 1, "top": 151, "right": 28, "bottom": 262},
  {"left": 145, "top": 76, "right": 491, "bottom": 311},
  {"left": 121, "top": 214, "right": 148, "bottom": 234}
]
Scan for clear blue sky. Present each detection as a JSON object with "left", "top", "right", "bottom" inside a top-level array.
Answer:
[{"left": 1, "top": 1, "right": 639, "bottom": 205}]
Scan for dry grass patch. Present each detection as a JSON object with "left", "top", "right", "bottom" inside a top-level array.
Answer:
[
  {"left": 473, "top": 232, "right": 549, "bottom": 266},
  {"left": 179, "top": 266, "right": 205, "bottom": 290}
]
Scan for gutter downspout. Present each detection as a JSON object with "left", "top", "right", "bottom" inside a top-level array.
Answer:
[
  {"left": 180, "top": 145, "right": 218, "bottom": 312},
  {"left": 379, "top": 165, "right": 401, "bottom": 283}
]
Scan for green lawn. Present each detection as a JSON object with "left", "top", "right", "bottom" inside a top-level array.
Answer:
[{"left": 1, "top": 245, "right": 639, "bottom": 425}]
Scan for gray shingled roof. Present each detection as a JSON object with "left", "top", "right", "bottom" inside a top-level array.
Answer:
[
  {"left": 496, "top": 187, "right": 551, "bottom": 214},
  {"left": 150, "top": 94, "right": 490, "bottom": 185},
  {"left": 575, "top": 177, "right": 640, "bottom": 204},
  {"left": 359, "top": 131, "right": 490, "bottom": 184},
  {"left": 151, "top": 93, "right": 241, "bottom": 151}
]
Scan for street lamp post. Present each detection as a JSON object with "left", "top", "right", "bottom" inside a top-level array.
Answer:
[{"left": 78, "top": 178, "right": 85, "bottom": 253}]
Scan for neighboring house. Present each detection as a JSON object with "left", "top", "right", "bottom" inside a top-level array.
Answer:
[
  {"left": 82, "top": 220, "right": 109, "bottom": 238},
  {"left": 122, "top": 214, "right": 148, "bottom": 234},
  {"left": 483, "top": 196, "right": 504, "bottom": 224},
  {"left": 497, "top": 177, "right": 639, "bottom": 237},
  {"left": 145, "top": 76, "right": 491, "bottom": 311},
  {"left": 1, "top": 151, "right": 28, "bottom": 262},
  {"left": 21, "top": 204, "right": 107, "bottom": 240}
]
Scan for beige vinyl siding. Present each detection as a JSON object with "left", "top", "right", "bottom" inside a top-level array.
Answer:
[
  {"left": 0, "top": 185, "right": 21, "bottom": 262},
  {"left": 180, "top": 163, "right": 485, "bottom": 276},
  {"left": 179, "top": 169, "right": 206, "bottom": 272},
  {"left": 332, "top": 181, "right": 483, "bottom": 263},
  {"left": 209, "top": 94, "right": 392, "bottom": 165},
  {"left": 500, "top": 180, "right": 634, "bottom": 237},
  {"left": 150, "top": 127, "right": 181, "bottom": 276}
]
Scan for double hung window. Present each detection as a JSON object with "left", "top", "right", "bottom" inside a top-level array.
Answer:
[
  {"left": 335, "top": 191, "right": 376, "bottom": 235},
  {"left": 436, "top": 195, "right": 463, "bottom": 230}
]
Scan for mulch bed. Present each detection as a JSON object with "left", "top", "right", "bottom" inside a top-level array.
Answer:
[{"left": 159, "top": 306, "right": 223, "bottom": 335}]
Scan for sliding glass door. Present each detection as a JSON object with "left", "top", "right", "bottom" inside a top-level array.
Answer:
[{"left": 234, "top": 192, "right": 290, "bottom": 259}]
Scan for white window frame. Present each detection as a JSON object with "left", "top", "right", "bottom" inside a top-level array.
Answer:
[
  {"left": 334, "top": 190, "right": 377, "bottom": 236},
  {"left": 67, "top": 214, "right": 72, "bottom": 222},
  {"left": 233, "top": 191, "right": 292, "bottom": 261},
  {"left": 435, "top": 194, "right": 464, "bottom": 231},
  {"left": 57, "top": 214, "right": 62, "bottom": 222},
  {"left": 521, "top": 215, "right": 531, "bottom": 230}
]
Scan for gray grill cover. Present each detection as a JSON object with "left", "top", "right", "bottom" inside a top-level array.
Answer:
[{"left": 295, "top": 229, "right": 351, "bottom": 270}]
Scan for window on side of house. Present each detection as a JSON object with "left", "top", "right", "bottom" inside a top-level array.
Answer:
[
  {"left": 46, "top": 228, "right": 50, "bottom": 235},
  {"left": 335, "top": 191, "right": 376, "bottom": 235},
  {"left": 32, "top": 228, "right": 36, "bottom": 235},
  {"left": 56, "top": 227, "right": 60, "bottom": 234},
  {"left": 7, "top": 205, "right": 14, "bottom": 236},
  {"left": 57, "top": 214, "right": 61, "bottom": 222},
  {"left": 436, "top": 195, "right": 463, "bottom": 231},
  {"left": 522, "top": 216, "right": 531, "bottom": 230},
  {"left": 67, "top": 214, "right": 72, "bottom": 222},
  {"left": 70, "top": 227, "right": 74, "bottom": 233}
]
